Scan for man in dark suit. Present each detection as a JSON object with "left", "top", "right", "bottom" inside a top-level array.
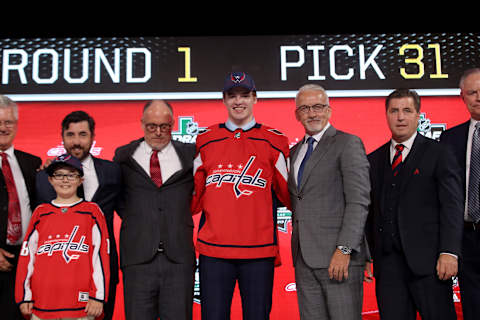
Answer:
[
  {"left": 366, "top": 89, "right": 464, "bottom": 320},
  {"left": 35, "top": 110, "right": 121, "bottom": 320},
  {"left": 114, "top": 100, "right": 196, "bottom": 320},
  {"left": 0, "top": 95, "right": 41, "bottom": 320},
  {"left": 288, "top": 84, "right": 370, "bottom": 320},
  {"left": 440, "top": 68, "right": 480, "bottom": 320}
]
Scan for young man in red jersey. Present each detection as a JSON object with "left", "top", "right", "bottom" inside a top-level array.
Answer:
[{"left": 192, "top": 72, "right": 291, "bottom": 320}]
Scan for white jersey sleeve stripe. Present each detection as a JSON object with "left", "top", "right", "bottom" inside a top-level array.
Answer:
[
  {"left": 91, "top": 223, "right": 105, "bottom": 301},
  {"left": 193, "top": 153, "right": 203, "bottom": 176},
  {"left": 275, "top": 153, "right": 289, "bottom": 182}
]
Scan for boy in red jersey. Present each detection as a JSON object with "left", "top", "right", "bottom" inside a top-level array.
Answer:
[
  {"left": 192, "top": 72, "right": 291, "bottom": 320},
  {"left": 15, "top": 154, "right": 110, "bottom": 320}
]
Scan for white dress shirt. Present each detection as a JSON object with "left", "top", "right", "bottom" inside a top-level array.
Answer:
[
  {"left": 81, "top": 155, "right": 99, "bottom": 201},
  {"left": 293, "top": 122, "right": 331, "bottom": 186},
  {"left": 0, "top": 146, "right": 32, "bottom": 245},
  {"left": 465, "top": 118, "right": 480, "bottom": 221},
  {"left": 132, "top": 141, "right": 182, "bottom": 183},
  {"left": 389, "top": 132, "right": 417, "bottom": 164}
]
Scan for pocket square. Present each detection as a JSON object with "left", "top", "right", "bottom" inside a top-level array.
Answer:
[{"left": 413, "top": 168, "right": 420, "bottom": 175}]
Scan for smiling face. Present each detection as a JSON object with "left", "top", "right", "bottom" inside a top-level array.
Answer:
[
  {"left": 223, "top": 87, "right": 257, "bottom": 127},
  {"left": 386, "top": 96, "right": 420, "bottom": 143},
  {"left": 48, "top": 167, "right": 83, "bottom": 201},
  {"left": 0, "top": 106, "right": 17, "bottom": 151},
  {"left": 62, "top": 121, "right": 93, "bottom": 161},
  {"left": 295, "top": 89, "right": 331, "bottom": 136}
]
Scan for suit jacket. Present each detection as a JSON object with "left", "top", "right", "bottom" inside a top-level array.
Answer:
[
  {"left": 439, "top": 120, "right": 469, "bottom": 201},
  {"left": 288, "top": 125, "right": 371, "bottom": 269},
  {"left": 113, "top": 138, "right": 196, "bottom": 268},
  {"left": 35, "top": 156, "right": 122, "bottom": 284},
  {"left": 0, "top": 149, "right": 41, "bottom": 249},
  {"left": 366, "top": 133, "right": 464, "bottom": 277}
]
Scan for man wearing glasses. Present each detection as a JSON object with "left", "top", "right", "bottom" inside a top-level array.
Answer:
[
  {"left": 0, "top": 95, "right": 41, "bottom": 320},
  {"left": 288, "top": 84, "right": 370, "bottom": 320},
  {"left": 35, "top": 110, "right": 122, "bottom": 320},
  {"left": 114, "top": 100, "right": 196, "bottom": 320}
]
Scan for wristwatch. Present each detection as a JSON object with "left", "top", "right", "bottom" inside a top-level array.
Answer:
[{"left": 337, "top": 246, "right": 352, "bottom": 255}]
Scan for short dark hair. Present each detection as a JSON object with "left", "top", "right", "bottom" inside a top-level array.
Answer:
[
  {"left": 385, "top": 89, "right": 421, "bottom": 112},
  {"left": 61, "top": 111, "right": 95, "bottom": 136}
]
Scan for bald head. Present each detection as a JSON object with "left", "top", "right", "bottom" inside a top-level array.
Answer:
[{"left": 141, "top": 100, "right": 175, "bottom": 150}]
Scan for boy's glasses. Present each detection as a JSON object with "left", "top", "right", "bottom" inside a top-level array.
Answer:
[{"left": 52, "top": 173, "right": 80, "bottom": 181}]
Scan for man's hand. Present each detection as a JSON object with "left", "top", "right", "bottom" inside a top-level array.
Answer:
[
  {"left": 328, "top": 248, "right": 351, "bottom": 281},
  {"left": 19, "top": 302, "right": 33, "bottom": 317},
  {"left": 85, "top": 299, "right": 103, "bottom": 317},
  {"left": 437, "top": 253, "right": 458, "bottom": 280},
  {"left": 37, "top": 158, "right": 53, "bottom": 171},
  {"left": 364, "top": 261, "right": 374, "bottom": 283},
  {"left": 0, "top": 248, "right": 14, "bottom": 272}
]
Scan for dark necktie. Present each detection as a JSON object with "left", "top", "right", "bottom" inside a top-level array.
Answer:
[
  {"left": 0, "top": 152, "right": 22, "bottom": 243},
  {"left": 392, "top": 144, "right": 405, "bottom": 177},
  {"left": 150, "top": 150, "right": 163, "bottom": 187},
  {"left": 297, "top": 137, "right": 315, "bottom": 189},
  {"left": 468, "top": 123, "right": 480, "bottom": 223}
]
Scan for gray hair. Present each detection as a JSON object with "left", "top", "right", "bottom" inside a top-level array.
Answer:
[
  {"left": 0, "top": 95, "right": 18, "bottom": 120},
  {"left": 295, "top": 84, "right": 330, "bottom": 105},
  {"left": 459, "top": 68, "right": 480, "bottom": 89}
]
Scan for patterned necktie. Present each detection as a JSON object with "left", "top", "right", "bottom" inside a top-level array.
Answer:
[
  {"left": 0, "top": 152, "right": 22, "bottom": 243},
  {"left": 392, "top": 144, "right": 405, "bottom": 177},
  {"left": 150, "top": 150, "right": 163, "bottom": 187},
  {"left": 468, "top": 123, "right": 480, "bottom": 223},
  {"left": 297, "top": 137, "right": 315, "bottom": 188}
]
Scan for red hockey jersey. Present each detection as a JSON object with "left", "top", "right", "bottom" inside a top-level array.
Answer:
[
  {"left": 192, "top": 123, "right": 291, "bottom": 260},
  {"left": 15, "top": 200, "right": 110, "bottom": 319}
]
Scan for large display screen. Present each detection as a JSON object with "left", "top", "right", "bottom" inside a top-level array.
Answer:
[{"left": 3, "top": 32, "right": 473, "bottom": 319}]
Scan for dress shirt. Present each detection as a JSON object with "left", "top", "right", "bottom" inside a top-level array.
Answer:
[
  {"left": 293, "top": 122, "right": 331, "bottom": 186},
  {"left": 81, "top": 155, "right": 99, "bottom": 202},
  {"left": 132, "top": 141, "right": 182, "bottom": 183},
  {"left": 0, "top": 146, "right": 32, "bottom": 245},
  {"left": 389, "top": 132, "right": 417, "bottom": 164},
  {"left": 465, "top": 118, "right": 480, "bottom": 221}
]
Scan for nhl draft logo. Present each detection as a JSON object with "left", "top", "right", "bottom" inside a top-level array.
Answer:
[
  {"left": 277, "top": 207, "right": 292, "bottom": 234},
  {"left": 32, "top": 225, "right": 89, "bottom": 263},
  {"left": 206, "top": 156, "right": 267, "bottom": 198},
  {"left": 172, "top": 116, "right": 206, "bottom": 144},
  {"left": 417, "top": 113, "right": 446, "bottom": 141}
]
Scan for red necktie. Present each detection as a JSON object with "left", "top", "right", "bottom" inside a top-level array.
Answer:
[
  {"left": 150, "top": 150, "right": 163, "bottom": 187},
  {"left": 391, "top": 144, "right": 404, "bottom": 176},
  {"left": 0, "top": 152, "right": 22, "bottom": 243}
]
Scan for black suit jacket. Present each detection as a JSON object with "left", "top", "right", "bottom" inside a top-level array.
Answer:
[
  {"left": 440, "top": 120, "right": 469, "bottom": 202},
  {"left": 0, "top": 150, "right": 41, "bottom": 249},
  {"left": 113, "top": 138, "right": 196, "bottom": 268},
  {"left": 35, "top": 156, "right": 122, "bottom": 284},
  {"left": 366, "top": 134, "right": 464, "bottom": 276}
]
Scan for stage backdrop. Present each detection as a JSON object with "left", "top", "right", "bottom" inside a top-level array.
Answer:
[
  {"left": 12, "top": 95, "right": 469, "bottom": 319},
  {"left": 3, "top": 31, "right": 477, "bottom": 319}
]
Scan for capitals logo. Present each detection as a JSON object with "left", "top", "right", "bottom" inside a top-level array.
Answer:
[
  {"left": 32, "top": 226, "right": 89, "bottom": 263},
  {"left": 206, "top": 156, "right": 267, "bottom": 198}
]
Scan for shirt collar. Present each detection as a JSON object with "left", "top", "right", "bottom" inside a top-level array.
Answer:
[
  {"left": 304, "top": 122, "right": 330, "bottom": 143},
  {"left": 391, "top": 131, "right": 417, "bottom": 150},
  {"left": 0, "top": 145, "right": 14, "bottom": 158},
  {"left": 81, "top": 154, "right": 93, "bottom": 169},
  {"left": 225, "top": 118, "right": 256, "bottom": 131},
  {"left": 142, "top": 140, "right": 172, "bottom": 154},
  {"left": 470, "top": 118, "right": 480, "bottom": 129}
]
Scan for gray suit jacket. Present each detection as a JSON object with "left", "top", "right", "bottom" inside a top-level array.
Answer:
[{"left": 289, "top": 125, "right": 370, "bottom": 269}]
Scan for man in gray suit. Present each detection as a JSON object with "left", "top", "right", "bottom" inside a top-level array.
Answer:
[
  {"left": 113, "top": 100, "right": 196, "bottom": 320},
  {"left": 288, "top": 84, "right": 371, "bottom": 320}
]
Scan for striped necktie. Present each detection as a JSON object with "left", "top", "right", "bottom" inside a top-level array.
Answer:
[
  {"left": 468, "top": 123, "right": 480, "bottom": 223},
  {"left": 297, "top": 137, "right": 315, "bottom": 188},
  {"left": 392, "top": 144, "right": 404, "bottom": 177}
]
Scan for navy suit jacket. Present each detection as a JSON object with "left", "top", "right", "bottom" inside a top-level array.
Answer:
[
  {"left": 35, "top": 156, "right": 122, "bottom": 284},
  {"left": 366, "top": 134, "right": 464, "bottom": 276}
]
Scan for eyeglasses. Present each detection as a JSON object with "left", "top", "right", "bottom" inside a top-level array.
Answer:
[
  {"left": 296, "top": 104, "right": 329, "bottom": 114},
  {"left": 144, "top": 123, "right": 172, "bottom": 133},
  {"left": 0, "top": 120, "right": 16, "bottom": 128},
  {"left": 52, "top": 173, "right": 81, "bottom": 181}
]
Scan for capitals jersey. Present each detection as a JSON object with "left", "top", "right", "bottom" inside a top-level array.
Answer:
[
  {"left": 192, "top": 123, "right": 291, "bottom": 261},
  {"left": 15, "top": 200, "right": 110, "bottom": 319}
]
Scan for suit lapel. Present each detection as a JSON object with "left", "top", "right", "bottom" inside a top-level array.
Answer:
[
  {"left": 91, "top": 157, "right": 103, "bottom": 202},
  {"left": 162, "top": 140, "right": 189, "bottom": 186},
  {"left": 298, "top": 125, "right": 336, "bottom": 191},
  {"left": 398, "top": 134, "right": 427, "bottom": 195}
]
